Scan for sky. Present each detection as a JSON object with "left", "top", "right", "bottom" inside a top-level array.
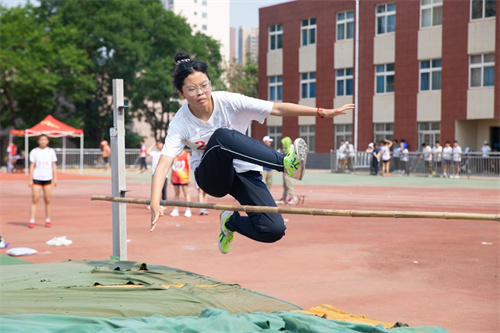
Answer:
[{"left": 1, "top": 0, "right": 293, "bottom": 29}]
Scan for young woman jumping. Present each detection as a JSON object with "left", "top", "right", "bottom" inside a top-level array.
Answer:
[{"left": 150, "top": 52, "right": 354, "bottom": 254}]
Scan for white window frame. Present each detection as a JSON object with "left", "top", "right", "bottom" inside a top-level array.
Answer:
[
  {"left": 420, "top": 0, "right": 443, "bottom": 28},
  {"left": 337, "top": 10, "right": 354, "bottom": 41},
  {"left": 301, "top": 17, "right": 317, "bottom": 46},
  {"left": 375, "top": 64, "right": 395, "bottom": 94},
  {"left": 300, "top": 125, "right": 316, "bottom": 153},
  {"left": 419, "top": 59, "right": 442, "bottom": 91},
  {"left": 300, "top": 72, "right": 316, "bottom": 99},
  {"left": 418, "top": 122, "right": 441, "bottom": 147},
  {"left": 336, "top": 68, "right": 353, "bottom": 96},
  {"left": 268, "top": 126, "right": 282, "bottom": 151},
  {"left": 269, "top": 23, "right": 283, "bottom": 51},
  {"left": 335, "top": 124, "right": 353, "bottom": 149},
  {"left": 469, "top": 53, "right": 495, "bottom": 88},
  {"left": 269, "top": 76, "right": 283, "bottom": 102},
  {"left": 373, "top": 123, "right": 394, "bottom": 143},
  {"left": 471, "top": 0, "right": 497, "bottom": 20},
  {"left": 376, "top": 3, "right": 396, "bottom": 35}
]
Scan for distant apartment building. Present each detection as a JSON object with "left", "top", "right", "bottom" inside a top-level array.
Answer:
[
  {"left": 238, "top": 26, "right": 259, "bottom": 65},
  {"left": 162, "top": 0, "right": 230, "bottom": 64},
  {"left": 254, "top": 0, "right": 499, "bottom": 159}
]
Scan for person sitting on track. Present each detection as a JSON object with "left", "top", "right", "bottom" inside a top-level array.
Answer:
[{"left": 150, "top": 52, "right": 354, "bottom": 254}]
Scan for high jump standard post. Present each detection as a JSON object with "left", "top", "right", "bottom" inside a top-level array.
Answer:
[{"left": 110, "top": 79, "right": 127, "bottom": 260}]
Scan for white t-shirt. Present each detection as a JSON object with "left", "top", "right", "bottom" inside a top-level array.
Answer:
[
  {"left": 432, "top": 146, "right": 442, "bottom": 162},
  {"left": 338, "top": 144, "right": 346, "bottom": 159},
  {"left": 452, "top": 146, "right": 462, "bottom": 162},
  {"left": 400, "top": 148, "right": 409, "bottom": 162},
  {"left": 481, "top": 145, "right": 491, "bottom": 157},
  {"left": 29, "top": 147, "right": 57, "bottom": 181},
  {"left": 162, "top": 91, "right": 272, "bottom": 173},
  {"left": 423, "top": 146, "right": 432, "bottom": 161},
  {"left": 149, "top": 150, "right": 168, "bottom": 178},
  {"left": 381, "top": 145, "right": 391, "bottom": 161},
  {"left": 392, "top": 145, "right": 401, "bottom": 158},
  {"left": 442, "top": 146, "right": 452, "bottom": 160}
]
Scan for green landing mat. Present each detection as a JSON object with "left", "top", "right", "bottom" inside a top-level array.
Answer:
[{"left": 0, "top": 259, "right": 448, "bottom": 332}]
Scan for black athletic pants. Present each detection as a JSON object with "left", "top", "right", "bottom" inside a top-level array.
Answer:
[{"left": 195, "top": 128, "right": 286, "bottom": 243}]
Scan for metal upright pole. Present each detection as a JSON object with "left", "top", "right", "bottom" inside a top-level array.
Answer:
[
  {"left": 80, "top": 134, "right": 84, "bottom": 175},
  {"left": 354, "top": 0, "right": 360, "bottom": 153},
  {"left": 111, "top": 79, "right": 127, "bottom": 260}
]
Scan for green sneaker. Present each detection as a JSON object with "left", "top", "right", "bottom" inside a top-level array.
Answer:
[
  {"left": 218, "top": 211, "right": 235, "bottom": 254},
  {"left": 283, "top": 138, "right": 308, "bottom": 180}
]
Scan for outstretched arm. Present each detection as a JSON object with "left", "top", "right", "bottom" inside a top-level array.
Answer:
[
  {"left": 271, "top": 103, "right": 354, "bottom": 118},
  {"left": 150, "top": 155, "right": 174, "bottom": 231}
]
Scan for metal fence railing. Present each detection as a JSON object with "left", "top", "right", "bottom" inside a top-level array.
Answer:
[
  {"left": 331, "top": 151, "right": 500, "bottom": 178},
  {"left": 50, "top": 148, "right": 141, "bottom": 169}
]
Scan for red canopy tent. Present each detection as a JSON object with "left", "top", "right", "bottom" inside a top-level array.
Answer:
[{"left": 10, "top": 115, "right": 84, "bottom": 174}]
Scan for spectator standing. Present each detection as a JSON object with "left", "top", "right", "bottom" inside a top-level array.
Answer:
[
  {"left": 198, "top": 188, "right": 209, "bottom": 215},
  {"left": 442, "top": 141, "right": 452, "bottom": 177},
  {"left": 452, "top": 140, "right": 462, "bottom": 178},
  {"left": 380, "top": 139, "right": 393, "bottom": 177},
  {"left": 392, "top": 139, "right": 401, "bottom": 172},
  {"left": 345, "top": 140, "right": 354, "bottom": 173},
  {"left": 170, "top": 149, "right": 192, "bottom": 217},
  {"left": 481, "top": 141, "right": 491, "bottom": 173},
  {"left": 148, "top": 141, "right": 167, "bottom": 212},
  {"left": 432, "top": 141, "right": 442, "bottom": 177},
  {"left": 261, "top": 136, "right": 274, "bottom": 190},
  {"left": 139, "top": 140, "right": 148, "bottom": 173},
  {"left": 101, "top": 140, "right": 111, "bottom": 172},
  {"left": 337, "top": 140, "right": 346, "bottom": 172},
  {"left": 420, "top": 143, "right": 432, "bottom": 175},
  {"left": 366, "top": 142, "right": 374, "bottom": 175},
  {"left": 6, "top": 142, "right": 17, "bottom": 173},
  {"left": 400, "top": 142, "right": 409, "bottom": 176},
  {"left": 372, "top": 142, "right": 380, "bottom": 176},
  {"left": 28, "top": 135, "right": 57, "bottom": 228}
]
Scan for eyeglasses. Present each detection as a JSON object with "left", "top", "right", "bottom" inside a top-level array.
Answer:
[{"left": 184, "top": 81, "right": 211, "bottom": 96}]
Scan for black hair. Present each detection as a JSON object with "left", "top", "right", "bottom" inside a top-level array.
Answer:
[
  {"left": 38, "top": 134, "right": 49, "bottom": 140},
  {"left": 172, "top": 52, "right": 210, "bottom": 92},
  {"left": 422, "top": 143, "right": 427, "bottom": 146}
]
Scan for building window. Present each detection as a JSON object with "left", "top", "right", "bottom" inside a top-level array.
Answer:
[
  {"left": 336, "top": 68, "right": 353, "bottom": 96},
  {"left": 300, "top": 72, "right": 316, "bottom": 99},
  {"left": 269, "top": 24, "right": 283, "bottom": 51},
  {"left": 268, "top": 126, "right": 282, "bottom": 151},
  {"left": 418, "top": 122, "right": 440, "bottom": 147},
  {"left": 335, "top": 124, "right": 353, "bottom": 149},
  {"left": 301, "top": 17, "right": 316, "bottom": 46},
  {"left": 202, "top": 12, "right": 207, "bottom": 18},
  {"left": 420, "top": 59, "right": 442, "bottom": 91},
  {"left": 202, "top": 0, "right": 207, "bottom": 5},
  {"left": 337, "top": 10, "right": 354, "bottom": 41},
  {"left": 471, "top": 0, "right": 496, "bottom": 20},
  {"left": 269, "top": 76, "right": 283, "bottom": 101},
  {"left": 470, "top": 53, "right": 495, "bottom": 87},
  {"left": 373, "top": 123, "right": 394, "bottom": 143},
  {"left": 300, "top": 125, "right": 316, "bottom": 153},
  {"left": 202, "top": 24, "right": 207, "bottom": 31},
  {"left": 375, "top": 64, "right": 395, "bottom": 94},
  {"left": 421, "top": 0, "right": 443, "bottom": 28},
  {"left": 376, "top": 3, "right": 396, "bottom": 35}
]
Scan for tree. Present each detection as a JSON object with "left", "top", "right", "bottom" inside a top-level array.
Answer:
[
  {"left": 0, "top": 4, "right": 95, "bottom": 131},
  {"left": 227, "top": 54, "right": 258, "bottom": 98}
]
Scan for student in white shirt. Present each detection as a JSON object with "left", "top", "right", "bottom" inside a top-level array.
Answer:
[
  {"left": 379, "top": 139, "right": 393, "bottom": 177},
  {"left": 442, "top": 141, "right": 452, "bottom": 177},
  {"left": 399, "top": 142, "right": 410, "bottom": 176},
  {"left": 452, "top": 140, "right": 462, "bottom": 178},
  {"left": 148, "top": 140, "right": 167, "bottom": 212},
  {"left": 28, "top": 134, "right": 57, "bottom": 228},
  {"left": 150, "top": 52, "right": 355, "bottom": 253},
  {"left": 432, "top": 141, "right": 443, "bottom": 177}
]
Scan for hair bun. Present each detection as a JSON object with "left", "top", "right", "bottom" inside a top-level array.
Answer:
[{"left": 174, "top": 52, "right": 191, "bottom": 65}]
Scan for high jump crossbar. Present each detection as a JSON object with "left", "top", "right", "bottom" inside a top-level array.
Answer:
[{"left": 91, "top": 195, "right": 500, "bottom": 222}]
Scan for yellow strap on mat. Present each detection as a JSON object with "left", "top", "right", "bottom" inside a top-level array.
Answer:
[{"left": 292, "top": 304, "right": 396, "bottom": 329}]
